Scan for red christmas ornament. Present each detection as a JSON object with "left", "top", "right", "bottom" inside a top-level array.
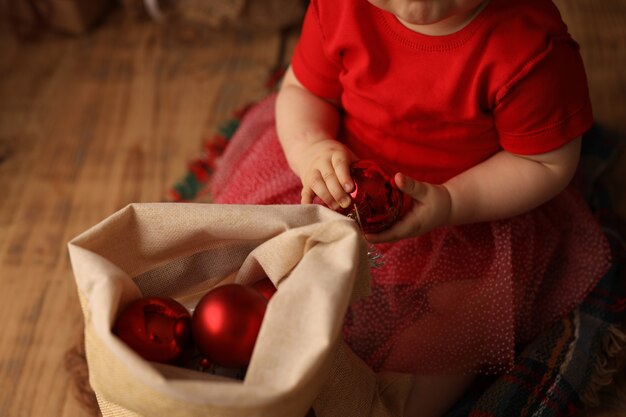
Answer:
[
  {"left": 192, "top": 284, "right": 268, "bottom": 368},
  {"left": 113, "top": 296, "right": 192, "bottom": 364},
  {"left": 337, "top": 160, "right": 406, "bottom": 233},
  {"left": 251, "top": 277, "right": 277, "bottom": 301}
]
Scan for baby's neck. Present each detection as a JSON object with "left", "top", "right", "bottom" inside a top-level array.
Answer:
[{"left": 397, "top": 1, "right": 489, "bottom": 36}]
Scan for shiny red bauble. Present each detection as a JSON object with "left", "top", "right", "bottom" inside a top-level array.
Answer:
[
  {"left": 337, "top": 160, "right": 405, "bottom": 233},
  {"left": 251, "top": 277, "right": 277, "bottom": 301},
  {"left": 113, "top": 296, "right": 192, "bottom": 364},
  {"left": 192, "top": 284, "right": 268, "bottom": 368}
]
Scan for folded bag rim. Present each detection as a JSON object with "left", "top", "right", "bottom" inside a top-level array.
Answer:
[{"left": 68, "top": 203, "right": 372, "bottom": 416}]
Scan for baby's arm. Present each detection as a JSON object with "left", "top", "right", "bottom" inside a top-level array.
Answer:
[
  {"left": 276, "top": 66, "right": 356, "bottom": 210},
  {"left": 446, "top": 137, "right": 581, "bottom": 224},
  {"left": 367, "top": 138, "right": 581, "bottom": 243}
]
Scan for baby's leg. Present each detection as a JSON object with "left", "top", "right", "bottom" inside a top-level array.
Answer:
[{"left": 403, "top": 374, "right": 475, "bottom": 417}]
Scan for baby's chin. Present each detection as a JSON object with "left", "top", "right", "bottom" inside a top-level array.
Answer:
[
  {"left": 395, "top": 5, "right": 481, "bottom": 36},
  {"left": 395, "top": 13, "right": 461, "bottom": 35},
  {"left": 397, "top": 14, "right": 448, "bottom": 27}
]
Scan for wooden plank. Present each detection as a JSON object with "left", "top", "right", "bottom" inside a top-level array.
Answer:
[
  {"left": 553, "top": 0, "right": 626, "bottom": 230},
  {"left": 0, "top": 266, "right": 87, "bottom": 417},
  {"left": 0, "top": 8, "right": 282, "bottom": 416},
  {"left": 554, "top": 0, "right": 626, "bottom": 135}
]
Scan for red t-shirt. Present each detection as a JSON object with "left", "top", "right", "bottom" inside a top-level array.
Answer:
[{"left": 291, "top": 0, "right": 593, "bottom": 184}]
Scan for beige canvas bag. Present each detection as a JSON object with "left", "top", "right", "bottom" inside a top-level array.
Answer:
[{"left": 68, "top": 203, "right": 414, "bottom": 417}]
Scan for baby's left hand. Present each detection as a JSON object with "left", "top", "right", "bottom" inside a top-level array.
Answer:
[{"left": 365, "top": 173, "right": 452, "bottom": 243}]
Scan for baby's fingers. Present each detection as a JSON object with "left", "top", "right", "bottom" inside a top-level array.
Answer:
[
  {"left": 332, "top": 153, "right": 354, "bottom": 193},
  {"left": 394, "top": 173, "right": 428, "bottom": 201},
  {"left": 301, "top": 187, "right": 317, "bottom": 205},
  {"left": 302, "top": 169, "right": 350, "bottom": 210}
]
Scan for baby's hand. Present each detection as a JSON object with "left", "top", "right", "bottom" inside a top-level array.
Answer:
[
  {"left": 366, "top": 173, "right": 452, "bottom": 243},
  {"left": 294, "top": 139, "right": 356, "bottom": 210}
]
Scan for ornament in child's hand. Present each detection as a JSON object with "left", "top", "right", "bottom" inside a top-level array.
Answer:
[
  {"left": 113, "top": 297, "right": 193, "bottom": 364},
  {"left": 337, "top": 160, "right": 405, "bottom": 233},
  {"left": 191, "top": 284, "right": 268, "bottom": 368}
]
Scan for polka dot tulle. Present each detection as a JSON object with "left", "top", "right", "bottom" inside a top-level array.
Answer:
[{"left": 210, "top": 95, "right": 612, "bottom": 375}]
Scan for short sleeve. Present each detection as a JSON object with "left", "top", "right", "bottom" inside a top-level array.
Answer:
[
  {"left": 291, "top": 0, "right": 343, "bottom": 100},
  {"left": 494, "top": 39, "right": 593, "bottom": 155}
]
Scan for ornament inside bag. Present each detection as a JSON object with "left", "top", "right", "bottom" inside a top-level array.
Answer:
[
  {"left": 191, "top": 283, "right": 268, "bottom": 369},
  {"left": 113, "top": 297, "right": 193, "bottom": 364},
  {"left": 113, "top": 277, "right": 276, "bottom": 379}
]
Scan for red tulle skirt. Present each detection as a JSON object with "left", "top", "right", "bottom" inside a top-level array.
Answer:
[{"left": 210, "top": 94, "right": 612, "bottom": 375}]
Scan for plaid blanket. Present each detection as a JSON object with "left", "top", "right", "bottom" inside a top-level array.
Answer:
[
  {"left": 445, "top": 258, "right": 626, "bottom": 416},
  {"left": 169, "top": 106, "right": 626, "bottom": 417}
]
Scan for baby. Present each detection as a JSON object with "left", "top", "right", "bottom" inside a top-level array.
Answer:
[{"left": 211, "top": 0, "right": 612, "bottom": 415}]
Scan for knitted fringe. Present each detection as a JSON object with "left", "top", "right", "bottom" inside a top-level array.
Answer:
[
  {"left": 167, "top": 67, "right": 286, "bottom": 203},
  {"left": 581, "top": 324, "right": 626, "bottom": 409},
  {"left": 167, "top": 110, "right": 248, "bottom": 203},
  {"left": 64, "top": 327, "right": 101, "bottom": 417}
]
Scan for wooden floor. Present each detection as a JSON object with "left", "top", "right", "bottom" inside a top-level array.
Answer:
[
  {"left": 0, "top": 1, "right": 624, "bottom": 416},
  {"left": 0, "top": 9, "right": 291, "bottom": 417}
]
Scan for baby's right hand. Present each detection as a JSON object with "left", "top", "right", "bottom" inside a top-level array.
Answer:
[{"left": 294, "top": 139, "right": 356, "bottom": 210}]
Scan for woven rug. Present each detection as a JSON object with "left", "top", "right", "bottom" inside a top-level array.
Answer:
[{"left": 168, "top": 101, "right": 626, "bottom": 417}]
